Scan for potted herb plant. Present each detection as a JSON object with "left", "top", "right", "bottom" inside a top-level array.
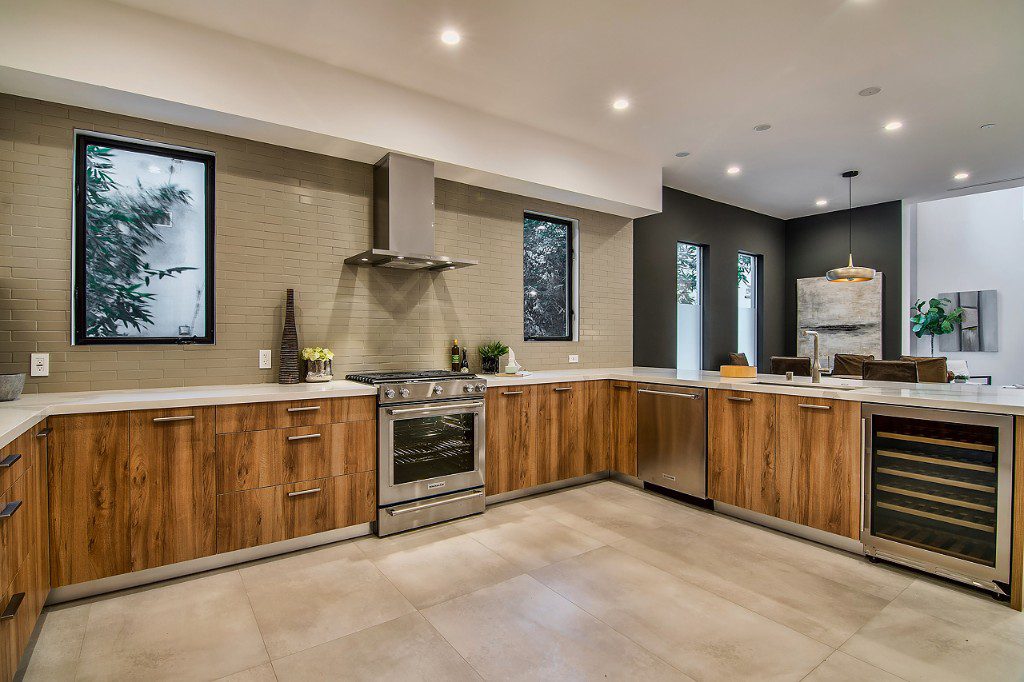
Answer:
[
  {"left": 478, "top": 340, "right": 509, "bottom": 374},
  {"left": 910, "top": 297, "right": 965, "bottom": 357},
  {"left": 301, "top": 346, "right": 334, "bottom": 382}
]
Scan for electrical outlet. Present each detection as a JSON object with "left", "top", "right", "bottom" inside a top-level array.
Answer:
[
  {"left": 30, "top": 353, "right": 49, "bottom": 377},
  {"left": 259, "top": 349, "right": 272, "bottom": 369},
  {"left": 568, "top": 354, "right": 579, "bottom": 364}
]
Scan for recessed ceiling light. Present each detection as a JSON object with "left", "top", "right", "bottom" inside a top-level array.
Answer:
[
  {"left": 753, "top": 123, "right": 772, "bottom": 132},
  {"left": 953, "top": 171, "right": 970, "bottom": 181},
  {"left": 674, "top": 151, "right": 690, "bottom": 158},
  {"left": 815, "top": 199, "right": 828, "bottom": 207},
  {"left": 884, "top": 120, "right": 903, "bottom": 131},
  {"left": 859, "top": 86, "right": 882, "bottom": 97},
  {"left": 440, "top": 29, "right": 461, "bottom": 45},
  {"left": 726, "top": 166, "right": 741, "bottom": 175},
  {"left": 612, "top": 98, "right": 630, "bottom": 110},
  {"left": 980, "top": 123, "right": 996, "bottom": 129}
]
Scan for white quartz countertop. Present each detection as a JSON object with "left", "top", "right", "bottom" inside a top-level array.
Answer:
[
  {"left": 2, "top": 367, "right": 1023, "bottom": 449},
  {"left": 0, "top": 380, "right": 375, "bottom": 449}
]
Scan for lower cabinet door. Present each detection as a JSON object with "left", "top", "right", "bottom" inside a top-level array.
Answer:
[
  {"left": 129, "top": 408, "right": 217, "bottom": 571},
  {"left": 547, "top": 383, "right": 585, "bottom": 482},
  {"left": 776, "top": 395, "right": 860, "bottom": 538},
  {"left": 609, "top": 382, "right": 638, "bottom": 476},
  {"left": 216, "top": 471, "right": 375, "bottom": 553},
  {"left": 708, "top": 390, "right": 779, "bottom": 517}
]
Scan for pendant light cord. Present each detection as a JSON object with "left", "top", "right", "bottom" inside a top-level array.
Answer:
[{"left": 848, "top": 174, "right": 853, "bottom": 256}]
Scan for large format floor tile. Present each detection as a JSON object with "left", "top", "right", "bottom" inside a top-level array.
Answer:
[
  {"left": 802, "top": 651, "right": 902, "bottom": 681},
  {"left": 613, "top": 524, "right": 894, "bottom": 647},
  {"left": 841, "top": 579, "right": 1024, "bottom": 681},
  {"left": 463, "top": 503, "right": 605, "bottom": 571},
  {"left": 272, "top": 612, "right": 479, "bottom": 681},
  {"left": 533, "top": 546, "right": 832, "bottom": 681},
  {"left": 422, "top": 574, "right": 689, "bottom": 681},
  {"left": 75, "top": 571, "right": 269, "bottom": 681},
  {"left": 21, "top": 603, "right": 90, "bottom": 681},
  {"left": 360, "top": 530, "right": 521, "bottom": 609},
  {"left": 239, "top": 542, "right": 416, "bottom": 659}
]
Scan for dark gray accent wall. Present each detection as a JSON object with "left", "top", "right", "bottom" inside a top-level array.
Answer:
[
  {"left": 784, "top": 201, "right": 903, "bottom": 359},
  {"left": 633, "top": 187, "right": 786, "bottom": 369}
]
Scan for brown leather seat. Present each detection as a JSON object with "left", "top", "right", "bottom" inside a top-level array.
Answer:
[
  {"left": 862, "top": 360, "right": 919, "bottom": 383},
  {"left": 900, "top": 355, "right": 949, "bottom": 383},
  {"left": 727, "top": 353, "right": 749, "bottom": 366},
  {"left": 832, "top": 353, "right": 874, "bottom": 377},
  {"left": 770, "top": 356, "right": 811, "bottom": 377}
]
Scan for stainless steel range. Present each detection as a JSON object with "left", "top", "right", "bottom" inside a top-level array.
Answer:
[{"left": 346, "top": 370, "right": 487, "bottom": 536}]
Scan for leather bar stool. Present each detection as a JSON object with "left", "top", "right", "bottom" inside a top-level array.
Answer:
[
  {"left": 832, "top": 353, "right": 874, "bottom": 377},
  {"left": 900, "top": 355, "right": 949, "bottom": 383},
  {"left": 769, "top": 356, "right": 811, "bottom": 377},
  {"left": 862, "top": 360, "right": 919, "bottom": 383},
  {"left": 727, "top": 353, "right": 749, "bottom": 366}
]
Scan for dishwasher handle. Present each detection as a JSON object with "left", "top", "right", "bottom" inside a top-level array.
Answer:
[{"left": 638, "top": 388, "right": 700, "bottom": 399}]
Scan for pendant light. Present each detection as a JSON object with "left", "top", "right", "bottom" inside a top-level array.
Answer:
[{"left": 825, "top": 170, "right": 876, "bottom": 283}]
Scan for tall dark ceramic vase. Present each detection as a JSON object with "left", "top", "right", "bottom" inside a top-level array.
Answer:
[{"left": 279, "top": 288, "right": 300, "bottom": 384}]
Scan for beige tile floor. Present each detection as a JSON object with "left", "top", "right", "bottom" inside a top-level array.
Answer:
[{"left": 21, "top": 480, "right": 1024, "bottom": 681}]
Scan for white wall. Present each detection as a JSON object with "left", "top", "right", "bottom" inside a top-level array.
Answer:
[
  {"left": 0, "top": 0, "right": 661, "bottom": 219},
  {"left": 910, "top": 187, "right": 1024, "bottom": 385}
]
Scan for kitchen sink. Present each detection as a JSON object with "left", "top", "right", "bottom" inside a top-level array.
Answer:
[{"left": 753, "top": 380, "right": 863, "bottom": 391}]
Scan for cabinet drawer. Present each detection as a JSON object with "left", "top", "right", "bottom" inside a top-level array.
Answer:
[
  {"left": 0, "top": 472, "right": 30, "bottom": 596},
  {"left": 216, "top": 397, "right": 375, "bottom": 434},
  {"left": 216, "top": 420, "right": 375, "bottom": 494},
  {"left": 216, "top": 471, "right": 375, "bottom": 553},
  {"left": 1, "top": 551, "right": 44, "bottom": 681},
  {"left": 0, "top": 430, "right": 32, "bottom": 497}
]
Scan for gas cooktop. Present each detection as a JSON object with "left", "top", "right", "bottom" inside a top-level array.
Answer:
[{"left": 345, "top": 369, "right": 476, "bottom": 385}]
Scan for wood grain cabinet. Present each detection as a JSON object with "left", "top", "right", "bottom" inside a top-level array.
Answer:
[
  {"left": 485, "top": 385, "right": 544, "bottom": 495},
  {"left": 1, "top": 422, "right": 50, "bottom": 682},
  {"left": 609, "top": 381, "right": 638, "bottom": 476},
  {"left": 708, "top": 390, "right": 780, "bottom": 517},
  {"left": 128, "top": 408, "right": 217, "bottom": 571},
  {"left": 48, "top": 413, "right": 130, "bottom": 587},
  {"left": 775, "top": 395, "right": 860, "bottom": 539},
  {"left": 708, "top": 389, "right": 861, "bottom": 540}
]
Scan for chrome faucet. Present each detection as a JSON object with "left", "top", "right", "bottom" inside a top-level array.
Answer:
[{"left": 803, "top": 330, "right": 822, "bottom": 383}]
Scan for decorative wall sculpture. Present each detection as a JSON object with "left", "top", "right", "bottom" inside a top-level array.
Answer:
[{"left": 937, "top": 289, "right": 998, "bottom": 352}]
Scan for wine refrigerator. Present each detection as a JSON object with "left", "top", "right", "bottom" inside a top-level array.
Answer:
[{"left": 862, "top": 404, "right": 1013, "bottom": 596}]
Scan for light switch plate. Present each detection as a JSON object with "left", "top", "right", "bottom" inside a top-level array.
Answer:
[
  {"left": 30, "top": 353, "right": 49, "bottom": 377},
  {"left": 259, "top": 349, "right": 272, "bottom": 369},
  {"left": 568, "top": 354, "right": 579, "bottom": 364}
]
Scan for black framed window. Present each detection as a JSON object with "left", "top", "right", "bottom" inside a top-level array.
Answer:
[
  {"left": 523, "top": 212, "right": 574, "bottom": 341},
  {"left": 73, "top": 133, "right": 215, "bottom": 345}
]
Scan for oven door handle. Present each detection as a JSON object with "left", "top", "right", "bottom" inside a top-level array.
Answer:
[
  {"left": 386, "top": 401, "right": 484, "bottom": 416},
  {"left": 387, "top": 490, "right": 485, "bottom": 516}
]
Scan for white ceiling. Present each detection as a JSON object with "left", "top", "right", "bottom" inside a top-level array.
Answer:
[{"left": 111, "top": 0, "right": 1024, "bottom": 219}]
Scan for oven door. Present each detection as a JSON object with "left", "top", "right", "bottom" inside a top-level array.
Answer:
[{"left": 379, "top": 398, "right": 485, "bottom": 506}]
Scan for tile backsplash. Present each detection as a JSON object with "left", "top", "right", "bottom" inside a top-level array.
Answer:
[{"left": 0, "top": 94, "right": 633, "bottom": 393}]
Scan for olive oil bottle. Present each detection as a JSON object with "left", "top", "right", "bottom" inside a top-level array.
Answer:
[{"left": 451, "top": 339, "right": 461, "bottom": 372}]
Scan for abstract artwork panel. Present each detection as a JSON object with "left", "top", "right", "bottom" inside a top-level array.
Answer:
[
  {"left": 797, "top": 274, "right": 883, "bottom": 366},
  {"left": 73, "top": 134, "right": 215, "bottom": 345},
  {"left": 937, "top": 289, "right": 998, "bottom": 352}
]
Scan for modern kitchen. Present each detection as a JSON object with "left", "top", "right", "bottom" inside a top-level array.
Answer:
[{"left": 1, "top": 1, "right": 1024, "bottom": 680}]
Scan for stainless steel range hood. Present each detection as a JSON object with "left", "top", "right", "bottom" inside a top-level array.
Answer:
[{"left": 345, "top": 153, "right": 477, "bottom": 271}]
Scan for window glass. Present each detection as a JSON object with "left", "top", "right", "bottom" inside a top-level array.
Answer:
[
  {"left": 524, "top": 213, "right": 573, "bottom": 340},
  {"left": 676, "top": 243, "right": 703, "bottom": 370},
  {"left": 737, "top": 253, "right": 758, "bottom": 363}
]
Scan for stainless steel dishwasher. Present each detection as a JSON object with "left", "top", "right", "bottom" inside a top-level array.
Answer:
[{"left": 636, "top": 383, "right": 707, "bottom": 498}]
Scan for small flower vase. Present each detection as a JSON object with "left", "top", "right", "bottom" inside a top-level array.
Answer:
[
  {"left": 481, "top": 356, "right": 500, "bottom": 374},
  {"left": 305, "top": 359, "right": 333, "bottom": 383}
]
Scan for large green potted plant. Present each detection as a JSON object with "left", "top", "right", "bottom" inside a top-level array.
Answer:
[
  {"left": 478, "top": 340, "right": 509, "bottom": 374},
  {"left": 910, "top": 297, "right": 965, "bottom": 356}
]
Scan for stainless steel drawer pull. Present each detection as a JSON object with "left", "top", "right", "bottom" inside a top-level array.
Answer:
[
  {"left": 36, "top": 427, "right": 52, "bottom": 438},
  {"left": 287, "top": 433, "right": 322, "bottom": 441},
  {"left": 638, "top": 389, "right": 699, "bottom": 399},
  {"left": 0, "top": 453, "right": 22, "bottom": 469},
  {"left": 502, "top": 391, "right": 524, "bottom": 396},
  {"left": 0, "top": 500, "right": 22, "bottom": 520},
  {"left": 727, "top": 396, "right": 752, "bottom": 403},
  {"left": 612, "top": 384, "right": 631, "bottom": 390},
  {"left": 287, "top": 405, "right": 321, "bottom": 413},
  {"left": 387, "top": 491, "right": 484, "bottom": 516},
  {"left": 152, "top": 415, "right": 196, "bottom": 423},
  {"left": 387, "top": 402, "right": 484, "bottom": 416},
  {"left": 0, "top": 593, "right": 24, "bottom": 621},
  {"left": 287, "top": 487, "right": 322, "bottom": 498},
  {"left": 553, "top": 387, "right": 573, "bottom": 392},
  {"left": 798, "top": 403, "right": 832, "bottom": 411}
]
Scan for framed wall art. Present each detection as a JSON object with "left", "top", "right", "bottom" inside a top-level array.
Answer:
[{"left": 73, "top": 132, "right": 215, "bottom": 345}]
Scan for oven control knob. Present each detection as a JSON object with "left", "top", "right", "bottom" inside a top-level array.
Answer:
[
  {"left": 463, "top": 384, "right": 474, "bottom": 393},
  {"left": 475, "top": 384, "right": 487, "bottom": 392},
  {"left": 399, "top": 387, "right": 410, "bottom": 398},
  {"left": 432, "top": 385, "right": 444, "bottom": 395},
  {"left": 384, "top": 389, "right": 396, "bottom": 399}
]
